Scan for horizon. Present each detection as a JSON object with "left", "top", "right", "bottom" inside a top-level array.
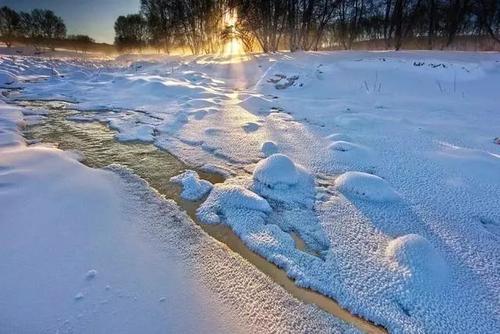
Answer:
[{"left": 2, "top": 0, "right": 140, "bottom": 44}]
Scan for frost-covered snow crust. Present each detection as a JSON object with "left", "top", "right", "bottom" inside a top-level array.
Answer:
[
  {"left": 0, "top": 101, "right": 353, "bottom": 333},
  {"left": 1, "top": 51, "right": 500, "bottom": 333},
  {"left": 171, "top": 170, "right": 213, "bottom": 200}
]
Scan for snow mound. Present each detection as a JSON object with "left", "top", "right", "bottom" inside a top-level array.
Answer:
[
  {"left": 261, "top": 141, "right": 279, "bottom": 157},
  {"left": 85, "top": 269, "right": 98, "bottom": 281},
  {"left": 0, "top": 70, "right": 16, "bottom": 85},
  {"left": 252, "top": 154, "right": 315, "bottom": 207},
  {"left": 329, "top": 140, "right": 362, "bottom": 152},
  {"left": 242, "top": 122, "right": 260, "bottom": 133},
  {"left": 197, "top": 184, "right": 272, "bottom": 224},
  {"left": 335, "top": 171, "right": 400, "bottom": 202},
  {"left": 328, "top": 139, "right": 375, "bottom": 171},
  {"left": 326, "top": 133, "right": 352, "bottom": 142},
  {"left": 170, "top": 170, "right": 213, "bottom": 201},
  {"left": 386, "top": 234, "right": 449, "bottom": 288},
  {"left": 253, "top": 154, "right": 299, "bottom": 187}
]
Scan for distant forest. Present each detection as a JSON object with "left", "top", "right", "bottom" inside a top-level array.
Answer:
[
  {"left": 0, "top": 6, "right": 113, "bottom": 54},
  {"left": 2, "top": 1, "right": 500, "bottom": 55},
  {"left": 115, "top": 0, "right": 500, "bottom": 53}
]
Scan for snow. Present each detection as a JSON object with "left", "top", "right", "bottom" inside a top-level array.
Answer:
[
  {"left": 0, "top": 99, "right": 352, "bottom": 333},
  {"left": 253, "top": 154, "right": 299, "bottom": 186},
  {"left": 0, "top": 70, "right": 16, "bottom": 86},
  {"left": 85, "top": 269, "right": 98, "bottom": 281},
  {"left": 197, "top": 184, "right": 272, "bottom": 225},
  {"left": 114, "top": 123, "right": 155, "bottom": 143},
  {"left": 261, "top": 140, "right": 279, "bottom": 156},
  {"left": 1, "top": 50, "right": 500, "bottom": 333},
  {"left": 385, "top": 234, "right": 449, "bottom": 290},
  {"left": 0, "top": 114, "right": 231, "bottom": 333},
  {"left": 252, "top": 154, "right": 316, "bottom": 208},
  {"left": 335, "top": 171, "right": 401, "bottom": 202},
  {"left": 170, "top": 170, "right": 213, "bottom": 201}
]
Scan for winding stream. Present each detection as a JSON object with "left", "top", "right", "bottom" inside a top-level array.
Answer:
[{"left": 16, "top": 98, "right": 385, "bottom": 334}]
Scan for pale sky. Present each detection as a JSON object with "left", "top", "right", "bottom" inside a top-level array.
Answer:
[{"left": 2, "top": 0, "right": 141, "bottom": 44}]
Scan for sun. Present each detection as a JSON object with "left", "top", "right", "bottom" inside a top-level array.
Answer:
[
  {"left": 224, "top": 9, "right": 238, "bottom": 27},
  {"left": 222, "top": 9, "right": 244, "bottom": 57}
]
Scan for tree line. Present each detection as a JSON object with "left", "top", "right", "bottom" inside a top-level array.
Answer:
[
  {"left": 115, "top": 0, "right": 227, "bottom": 54},
  {"left": 0, "top": 6, "right": 103, "bottom": 53},
  {"left": 115, "top": 0, "right": 500, "bottom": 53}
]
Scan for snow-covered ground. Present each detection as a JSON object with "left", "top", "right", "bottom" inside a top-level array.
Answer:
[
  {"left": 0, "top": 101, "right": 353, "bottom": 333},
  {"left": 1, "top": 50, "right": 499, "bottom": 333}
]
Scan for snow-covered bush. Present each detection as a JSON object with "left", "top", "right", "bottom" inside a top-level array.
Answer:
[
  {"left": 386, "top": 234, "right": 449, "bottom": 289},
  {"left": 252, "top": 154, "right": 315, "bottom": 207},
  {"left": 261, "top": 141, "right": 279, "bottom": 157},
  {"left": 329, "top": 140, "right": 362, "bottom": 152},
  {"left": 335, "top": 171, "right": 400, "bottom": 202},
  {"left": 197, "top": 184, "right": 271, "bottom": 225},
  {"left": 170, "top": 170, "right": 212, "bottom": 201},
  {"left": 253, "top": 154, "right": 299, "bottom": 187}
]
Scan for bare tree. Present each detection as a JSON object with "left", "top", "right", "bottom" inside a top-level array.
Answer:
[
  {"left": 114, "top": 14, "right": 148, "bottom": 52},
  {"left": 0, "top": 6, "right": 21, "bottom": 47}
]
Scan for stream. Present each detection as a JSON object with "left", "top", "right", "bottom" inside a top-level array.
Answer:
[{"left": 14, "top": 98, "right": 385, "bottom": 334}]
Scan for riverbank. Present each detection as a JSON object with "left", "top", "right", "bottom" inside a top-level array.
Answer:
[{"left": 0, "top": 99, "right": 356, "bottom": 333}]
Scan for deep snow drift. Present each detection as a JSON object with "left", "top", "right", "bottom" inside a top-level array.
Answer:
[{"left": 1, "top": 50, "right": 499, "bottom": 333}]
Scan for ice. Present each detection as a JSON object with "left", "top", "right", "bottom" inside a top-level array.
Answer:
[
  {"left": 170, "top": 170, "right": 213, "bottom": 201},
  {"left": 115, "top": 124, "right": 155, "bottom": 143}
]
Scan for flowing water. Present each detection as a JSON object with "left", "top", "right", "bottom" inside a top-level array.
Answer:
[{"left": 17, "top": 99, "right": 385, "bottom": 334}]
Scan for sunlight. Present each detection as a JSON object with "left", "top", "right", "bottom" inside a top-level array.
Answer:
[
  {"left": 222, "top": 9, "right": 245, "bottom": 57},
  {"left": 224, "top": 9, "right": 238, "bottom": 27},
  {"left": 223, "top": 38, "right": 244, "bottom": 57}
]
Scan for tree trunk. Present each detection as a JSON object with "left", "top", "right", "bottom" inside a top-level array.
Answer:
[
  {"left": 393, "top": 0, "right": 404, "bottom": 50},
  {"left": 428, "top": 0, "right": 435, "bottom": 49}
]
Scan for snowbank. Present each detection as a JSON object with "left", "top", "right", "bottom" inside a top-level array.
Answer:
[
  {"left": 170, "top": 170, "right": 213, "bottom": 201},
  {"left": 386, "top": 234, "right": 449, "bottom": 290},
  {"left": 0, "top": 100, "right": 352, "bottom": 333},
  {"left": 197, "top": 184, "right": 272, "bottom": 225},
  {"left": 335, "top": 171, "right": 400, "bottom": 202},
  {"left": 329, "top": 141, "right": 364, "bottom": 152},
  {"left": 0, "top": 69, "right": 16, "bottom": 86},
  {"left": 253, "top": 154, "right": 299, "bottom": 187},
  {"left": 252, "top": 154, "right": 315, "bottom": 207},
  {"left": 261, "top": 141, "right": 279, "bottom": 156},
  {"left": 0, "top": 102, "right": 25, "bottom": 147}
]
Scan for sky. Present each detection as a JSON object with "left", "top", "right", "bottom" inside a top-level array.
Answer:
[{"left": 2, "top": 0, "right": 141, "bottom": 44}]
